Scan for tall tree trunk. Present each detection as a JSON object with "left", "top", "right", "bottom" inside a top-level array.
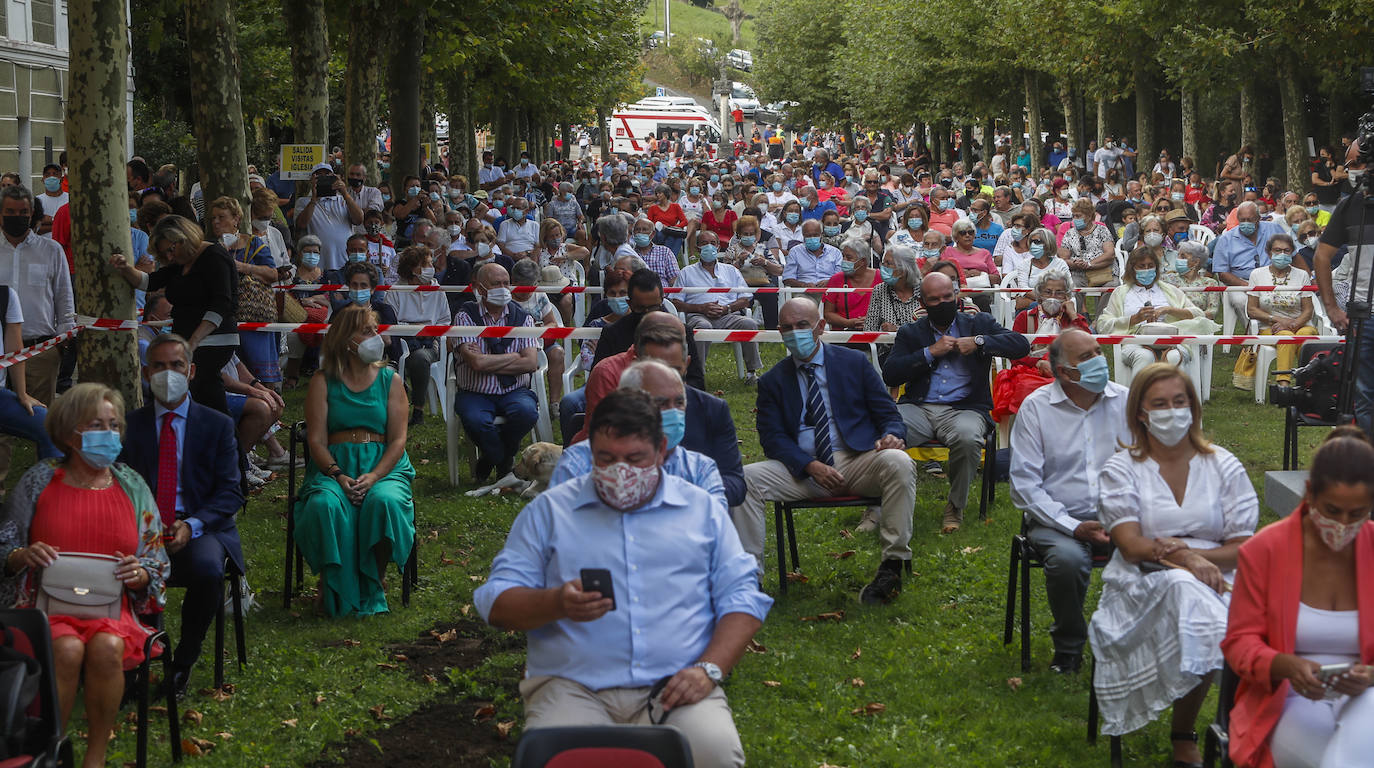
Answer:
[
  {"left": 186, "top": 0, "right": 249, "bottom": 218},
  {"left": 285, "top": 0, "right": 328, "bottom": 201},
  {"left": 881, "top": 129, "right": 892, "bottom": 161},
  {"left": 1060, "top": 80, "right": 1082, "bottom": 164},
  {"left": 388, "top": 18, "right": 424, "bottom": 191},
  {"left": 1278, "top": 53, "right": 1308, "bottom": 192},
  {"left": 344, "top": 2, "right": 389, "bottom": 184},
  {"left": 68, "top": 0, "right": 139, "bottom": 403},
  {"left": 1239, "top": 77, "right": 1260, "bottom": 154},
  {"left": 1024, "top": 71, "right": 1043, "bottom": 175},
  {"left": 842, "top": 123, "right": 855, "bottom": 157},
  {"left": 1133, "top": 55, "right": 1154, "bottom": 174},
  {"left": 1180, "top": 88, "right": 1199, "bottom": 165},
  {"left": 980, "top": 117, "right": 995, "bottom": 163},
  {"left": 1095, "top": 95, "right": 1106, "bottom": 146},
  {"left": 447, "top": 70, "right": 478, "bottom": 182},
  {"left": 494, "top": 107, "right": 516, "bottom": 162},
  {"left": 1327, "top": 82, "right": 1345, "bottom": 150},
  {"left": 960, "top": 122, "right": 974, "bottom": 166},
  {"left": 596, "top": 106, "right": 610, "bottom": 163}
]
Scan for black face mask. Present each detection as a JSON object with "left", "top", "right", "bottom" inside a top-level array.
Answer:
[
  {"left": 926, "top": 300, "right": 958, "bottom": 328},
  {"left": 1, "top": 215, "right": 29, "bottom": 239},
  {"left": 349, "top": 177, "right": 364, "bottom": 188}
]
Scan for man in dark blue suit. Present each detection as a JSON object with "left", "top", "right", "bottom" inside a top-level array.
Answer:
[
  {"left": 882, "top": 271, "right": 1030, "bottom": 534},
  {"left": 119, "top": 334, "right": 244, "bottom": 698},
  {"left": 735, "top": 298, "right": 917, "bottom": 604}
]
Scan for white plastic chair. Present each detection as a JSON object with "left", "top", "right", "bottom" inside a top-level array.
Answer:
[
  {"left": 1251, "top": 296, "right": 1328, "bottom": 404},
  {"left": 570, "top": 260, "right": 588, "bottom": 328},
  {"left": 1188, "top": 224, "right": 1216, "bottom": 247},
  {"left": 426, "top": 343, "right": 448, "bottom": 419},
  {"left": 993, "top": 272, "right": 1019, "bottom": 330},
  {"left": 532, "top": 348, "right": 554, "bottom": 443},
  {"left": 1112, "top": 342, "right": 1205, "bottom": 401}
]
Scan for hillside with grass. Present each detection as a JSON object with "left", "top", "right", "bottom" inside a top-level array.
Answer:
[{"left": 638, "top": 0, "right": 758, "bottom": 52}]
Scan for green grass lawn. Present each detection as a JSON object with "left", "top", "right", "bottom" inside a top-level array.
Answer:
[
  {"left": 68, "top": 341, "right": 1317, "bottom": 767},
  {"left": 639, "top": 0, "right": 757, "bottom": 52}
]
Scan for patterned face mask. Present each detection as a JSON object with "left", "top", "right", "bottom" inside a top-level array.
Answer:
[
  {"left": 592, "top": 461, "right": 660, "bottom": 511},
  {"left": 1309, "top": 506, "right": 1367, "bottom": 552}
]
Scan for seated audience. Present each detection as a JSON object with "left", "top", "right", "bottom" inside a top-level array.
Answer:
[
  {"left": 1223, "top": 427, "right": 1374, "bottom": 768},
  {"left": 736, "top": 298, "right": 916, "bottom": 604},
  {"left": 823, "top": 236, "right": 880, "bottom": 334},
  {"left": 295, "top": 305, "right": 416, "bottom": 616},
  {"left": 474, "top": 389, "right": 771, "bottom": 768},
  {"left": 1098, "top": 246, "right": 1219, "bottom": 381},
  {"left": 864, "top": 244, "right": 922, "bottom": 333},
  {"left": 1163, "top": 241, "right": 1222, "bottom": 320},
  {"left": 591, "top": 269, "right": 707, "bottom": 391},
  {"left": 384, "top": 244, "right": 451, "bottom": 425},
  {"left": 1088, "top": 364, "right": 1258, "bottom": 765},
  {"left": 1008, "top": 329, "right": 1130, "bottom": 673},
  {"left": 511, "top": 259, "right": 568, "bottom": 407},
  {"left": 672, "top": 230, "right": 760, "bottom": 382},
  {"left": 1245, "top": 233, "right": 1315, "bottom": 386}
]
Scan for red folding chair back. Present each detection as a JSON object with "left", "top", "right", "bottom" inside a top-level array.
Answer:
[{"left": 547, "top": 747, "right": 668, "bottom": 768}]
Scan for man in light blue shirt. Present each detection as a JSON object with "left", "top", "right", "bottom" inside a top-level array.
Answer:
[
  {"left": 783, "top": 219, "right": 842, "bottom": 288},
  {"left": 1212, "top": 201, "right": 1282, "bottom": 331},
  {"left": 476, "top": 389, "right": 770, "bottom": 768},
  {"left": 550, "top": 360, "right": 724, "bottom": 500}
]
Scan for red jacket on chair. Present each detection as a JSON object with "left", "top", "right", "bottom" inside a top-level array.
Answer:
[{"left": 1221, "top": 507, "right": 1374, "bottom": 768}]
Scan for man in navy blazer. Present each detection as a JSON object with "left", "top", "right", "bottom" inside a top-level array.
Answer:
[
  {"left": 734, "top": 298, "right": 917, "bottom": 604},
  {"left": 119, "top": 334, "right": 244, "bottom": 698},
  {"left": 882, "top": 272, "right": 1030, "bottom": 534}
]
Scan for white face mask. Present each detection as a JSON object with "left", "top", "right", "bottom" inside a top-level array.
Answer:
[
  {"left": 149, "top": 369, "right": 189, "bottom": 405},
  {"left": 1143, "top": 231, "right": 1164, "bottom": 248},
  {"left": 355, "top": 334, "right": 385, "bottom": 364},
  {"left": 251, "top": 219, "right": 271, "bottom": 232},
  {"left": 419, "top": 266, "right": 435, "bottom": 280},
  {"left": 1145, "top": 406, "right": 1192, "bottom": 447},
  {"left": 1309, "top": 506, "right": 1367, "bottom": 552},
  {"left": 219, "top": 232, "right": 238, "bottom": 250},
  {"left": 484, "top": 286, "right": 512, "bottom": 306}
]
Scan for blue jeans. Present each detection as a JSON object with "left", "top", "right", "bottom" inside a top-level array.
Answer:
[
  {"left": 1356, "top": 324, "right": 1374, "bottom": 437},
  {"left": 0, "top": 389, "right": 59, "bottom": 459},
  {"left": 658, "top": 232, "right": 685, "bottom": 259},
  {"left": 559, "top": 387, "right": 586, "bottom": 444},
  {"left": 454, "top": 388, "right": 539, "bottom": 471}
]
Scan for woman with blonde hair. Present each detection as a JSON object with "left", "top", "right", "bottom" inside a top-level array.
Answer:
[
  {"left": 1089, "top": 363, "right": 1258, "bottom": 766},
  {"left": 293, "top": 304, "right": 415, "bottom": 616},
  {"left": 0, "top": 383, "right": 168, "bottom": 768}
]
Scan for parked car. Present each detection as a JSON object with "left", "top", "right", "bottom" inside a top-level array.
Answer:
[
  {"left": 726, "top": 49, "right": 753, "bottom": 71},
  {"left": 646, "top": 30, "right": 675, "bottom": 49},
  {"left": 712, "top": 82, "right": 759, "bottom": 118}
]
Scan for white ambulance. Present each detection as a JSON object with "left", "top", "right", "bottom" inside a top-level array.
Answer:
[{"left": 607, "top": 100, "right": 722, "bottom": 158}]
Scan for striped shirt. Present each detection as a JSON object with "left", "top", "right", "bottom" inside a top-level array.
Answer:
[
  {"left": 633, "top": 244, "right": 680, "bottom": 286},
  {"left": 452, "top": 303, "right": 537, "bottom": 395}
]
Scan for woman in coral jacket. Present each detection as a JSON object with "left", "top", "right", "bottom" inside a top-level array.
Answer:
[{"left": 1222, "top": 426, "right": 1374, "bottom": 768}]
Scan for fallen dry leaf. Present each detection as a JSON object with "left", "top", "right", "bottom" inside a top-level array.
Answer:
[
  {"left": 468, "top": 575, "right": 482, "bottom": 582},
  {"left": 180, "top": 737, "right": 214, "bottom": 756},
  {"left": 850, "top": 702, "right": 886, "bottom": 717},
  {"left": 313, "top": 694, "right": 325, "bottom": 707},
  {"left": 850, "top": 678, "right": 865, "bottom": 687},
  {"left": 183, "top": 709, "right": 203, "bottom": 725},
  {"left": 473, "top": 705, "right": 496, "bottom": 721},
  {"left": 839, "top": 529, "right": 853, "bottom": 539},
  {"left": 460, "top": 604, "right": 472, "bottom": 616},
  {"left": 149, "top": 706, "right": 167, "bottom": 715},
  {"left": 419, "top": 458, "right": 431, "bottom": 465},
  {"left": 850, "top": 646, "right": 862, "bottom": 660},
  {"left": 826, "top": 550, "right": 857, "bottom": 560},
  {"left": 800, "top": 610, "right": 845, "bottom": 622},
  {"left": 343, "top": 728, "right": 359, "bottom": 737},
  {"left": 340, "top": 639, "right": 361, "bottom": 647},
  {"left": 369, "top": 705, "right": 391, "bottom": 722},
  {"left": 214, "top": 732, "right": 232, "bottom": 741},
  {"left": 495, "top": 720, "right": 516, "bottom": 740},
  {"left": 281, "top": 719, "right": 297, "bottom": 728},
  {"left": 1007, "top": 677, "right": 1023, "bottom": 691},
  {"left": 431, "top": 628, "right": 458, "bottom": 644},
  {"left": 761, "top": 680, "right": 781, "bottom": 687},
  {"left": 208, "top": 687, "right": 233, "bottom": 702},
  {"left": 440, "top": 555, "right": 457, "bottom": 566},
  {"left": 393, "top": 654, "right": 408, "bottom": 662},
  {"left": 376, "top": 662, "right": 399, "bottom": 671},
  {"left": 423, "top": 673, "right": 438, "bottom": 685},
  {"left": 745, "top": 640, "right": 767, "bottom": 654},
  {"left": 959, "top": 546, "right": 984, "bottom": 555},
  {"left": 786, "top": 572, "right": 809, "bottom": 583},
  {"left": 818, "top": 764, "right": 850, "bottom": 768}
]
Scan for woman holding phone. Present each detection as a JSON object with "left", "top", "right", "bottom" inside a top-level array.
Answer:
[{"left": 1222, "top": 427, "right": 1374, "bottom": 768}]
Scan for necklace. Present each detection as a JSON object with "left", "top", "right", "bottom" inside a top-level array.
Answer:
[{"left": 67, "top": 469, "right": 114, "bottom": 490}]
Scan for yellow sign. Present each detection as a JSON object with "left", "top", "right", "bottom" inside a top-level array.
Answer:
[
  {"left": 279, "top": 144, "right": 325, "bottom": 181},
  {"left": 422, "top": 143, "right": 435, "bottom": 166}
]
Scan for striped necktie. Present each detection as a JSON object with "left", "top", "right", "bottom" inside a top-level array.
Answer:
[{"left": 801, "top": 363, "right": 834, "bottom": 466}]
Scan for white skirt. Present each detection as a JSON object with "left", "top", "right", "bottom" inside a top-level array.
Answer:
[{"left": 1088, "top": 554, "right": 1229, "bottom": 736}]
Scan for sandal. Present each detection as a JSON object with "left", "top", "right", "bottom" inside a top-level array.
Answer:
[{"left": 1170, "top": 730, "right": 1202, "bottom": 768}]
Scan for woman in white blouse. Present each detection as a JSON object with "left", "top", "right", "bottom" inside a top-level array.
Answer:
[
  {"left": 1089, "top": 363, "right": 1258, "bottom": 766},
  {"left": 384, "top": 245, "right": 452, "bottom": 426},
  {"left": 1004, "top": 228, "right": 1070, "bottom": 312},
  {"left": 1247, "top": 232, "right": 1315, "bottom": 384},
  {"left": 1098, "top": 246, "right": 1219, "bottom": 381}
]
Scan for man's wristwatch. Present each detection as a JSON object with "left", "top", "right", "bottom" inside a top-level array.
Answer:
[
  {"left": 974, "top": 334, "right": 986, "bottom": 348},
  {"left": 693, "top": 661, "right": 724, "bottom": 685}
]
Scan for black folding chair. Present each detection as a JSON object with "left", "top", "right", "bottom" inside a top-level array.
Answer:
[
  {"left": 1086, "top": 659, "right": 1123, "bottom": 768},
  {"left": 1202, "top": 664, "right": 1238, "bottom": 768},
  {"left": 513, "top": 725, "right": 693, "bottom": 768},
  {"left": 212, "top": 563, "right": 247, "bottom": 690},
  {"left": 137, "top": 631, "right": 181, "bottom": 767},
  {"left": 0, "top": 608, "right": 70, "bottom": 768},
  {"left": 1003, "top": 514, "right": 1110, "bottom": 671},
  {"left": 284, "top": 421, "right": 418, "bottom": 609},
  {"left": 772, "top": 495, "right": 906, "bottom": 594}
]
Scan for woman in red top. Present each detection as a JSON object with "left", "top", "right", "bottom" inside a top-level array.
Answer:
[
  {"left": 701, "top": 191, "right": 737, "bottom": 248},
  {"left": 644, "top": 183, "right": 688, "bottom": 258},
  {"left": 993, "top": 268, "right": 1090, "bottom": 423},
  {"left": 1222, "top": 427, "right": 1374, "bottom": 768},
  {"left": 823, "top": 237, "right": 880, "bottom": 333}
]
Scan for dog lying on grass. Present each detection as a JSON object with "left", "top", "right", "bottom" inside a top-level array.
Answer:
[{"left": 463, "top": 442, "right": 563, "bottom": 498}]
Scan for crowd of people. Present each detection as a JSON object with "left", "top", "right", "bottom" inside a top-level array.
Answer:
[{"left": 0, "top": 121, "right": 1365, "bottom": 766}]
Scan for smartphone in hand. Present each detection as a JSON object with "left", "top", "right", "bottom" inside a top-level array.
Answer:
[{"left": 579, "top": 568, "right": 616, "bottom": 611}]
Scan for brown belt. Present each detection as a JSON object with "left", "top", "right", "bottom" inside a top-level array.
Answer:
[{"left": 327, "top": 429, "right": 386, "bottom": 445}]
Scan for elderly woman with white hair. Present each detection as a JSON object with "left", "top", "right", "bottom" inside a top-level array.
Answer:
[
  {"left": 593, "top": 211, "right": 635, "bottom": 277},
  {"left": 1163, "top": 240, "right": 1222, "bottom": 319},
  {"left": 992, "top": 266, "right": 1092, "bottom": 422},
  {"left": 823, "top": 236, "right": 881, "bottom": 334},
  {"left": 865, "top": 244, "right": 922, "bottom": 333},
  {"left": 1004, "top": 227, "right": 1070, "bottom": 312}
]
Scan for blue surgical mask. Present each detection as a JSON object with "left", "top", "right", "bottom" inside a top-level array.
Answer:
[
  {"left": 823, "top": 225, "right": 841, "bottom": 237},
  {"left": 301, "top": 251, "right": 320, "bottom": 267},
  {"left": 938, "top": 198, "right": 954, "bottom": 211},
  {"left": 854, "top": 210, "right": 868, "bottom": 223},
  {"left": 43, "top": 176, "right": 62, "bottom": 193},
  {"left": 350, "top": 288, "right": 372, "bottom": 305},
  {"left": 1135, "top": 268, "right": 1156, "bottom": 285},
  {"left": 1171, "top": 192, "right": 1185, "bottom": 202},
  {"left": 804, "top": 236, "right": 821, "bottom": 251},
  {"left": 661, "top": 407, "right": 686, "bottom": 450},
  {"left": 1029, "top": 242, "right": 1045, "bottom": 258},
  {"left": 782, "top": 328, "right": 818, "bottom": 359},
  {"left": 607, "top": 296, "right": 630, "bottom": 315},
  {"left": 129, "top": 208, "right": 139, "bottom": 225},
  {"left": 1072, "top": 217, "right": 1088, "bottom": 230},
  {"left": 907, "top": 218, "right": 923, "bottom": 230},
  {"left": 1173, "top": 231, "right": 1189, "bottom": 245},
  {"left": 407, "top": 186, "right": 421, "bottom": 197},
  {"left": 689, "top": 186, "right": 701, "bottom": 196},
  {"left": 738, "top": 235, "right": 757, "bottom": 248},
  {"left": 699, "top": 245, "right": 718, "bottom": 263},
  {"left": 633, "top": 233, "right": 652, "bottom": 248},
  {"left": 382, "top": 194, "right": 391, "bottom": 202},
  {"left": 347, "top": 251, "right": 366, "bottom": 263},
  {"left": 772, "top": 182, "right": 783, "bottom": 192},
  {"left": 1305, "top": 206, "right": 1319, "bottom": 217},
  {"left": 922, "top": 247, "right": 941, "bottom": 260},
  {"left": 786, "top": 212, "right": 800, "bottom": 225},
  {"left": 1071, "top": 354, "right": 1110, "bottom": 393},
  {"left": 710, "top": 174, "right": 720, "bottom": 183},
  {"left": 880, "top": 266, "right": 897, "bottom": 286},
  {"left": 510, "top": 208, "right": 526, "bottom": 222},
  {"left": 1238, "top": 221, "right": 1257, "bottom": 236},
  {"left": 803, "top": 197, "right": 815, "bottom": 210},
  {"left": 840, "top": 259, "right": 857, "bottom": 275},
  {"left": 1270, "top": 253, "right": 1293, "bottom": 270},
  {"left": 77, "top": 429, "right": 122, "bottom": 469},
  {"left": 1175, "top": 257, "right": 1190, "bottom": 273}
]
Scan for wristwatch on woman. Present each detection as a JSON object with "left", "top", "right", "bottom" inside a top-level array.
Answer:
[{"left": 326, "top": 464, "right": 344, "bottom": 478}]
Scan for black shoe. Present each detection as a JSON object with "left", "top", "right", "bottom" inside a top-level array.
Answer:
[
  {"left": 167, "top": 666, "right": 192, "bottom": 700},
  {"left": 496, "top": 458, "right": 514, "bottom": 477},
  {"left": 860, "top": 559, "right": 903, "bottom": 605},
  {"left": 408, "top": 408, "right": 424, "bottom": 427},
  {"left": 1049, "top": 651, "right": 1082, "bottom": 674},
  {"left": 473, "top": 456, "right": 494, "bottom": 483}
]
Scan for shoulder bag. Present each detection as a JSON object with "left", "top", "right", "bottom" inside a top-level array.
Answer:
[
  {"left": 237, "top": 240, "right": 279, "bottom": 323},
  {"left": 36, "top": 552, "right": 123, "bottom": 621}
]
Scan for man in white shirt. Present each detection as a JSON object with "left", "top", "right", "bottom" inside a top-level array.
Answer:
[
  {"left": 1009, "top": 329, "right": 1131, "bottom": 674},
  {"left": 0, "top": 185, "right": 73, "bottom": 404},
  {"left": 495, "top": 197, "right": 539, "bottom": 259},
  {"left": 671, "top": 230, "right": 760, "bottom": 381},
  {"left": 1093, "top": 135, "right": 1125, "bottom": 180},
  {"left": 294, "top": 162, "right": 364, "bottom": 270},
  {"left": 513, "top": 152, "right": 539, "bottom": 179},
  {"left": 477, "top": 151, "right": 507, "bottom": 191},
  {"left": 36, "top": 164, "right": 67, "bottom": 236},
  {"left": 346, "top": 163, "right": 383, "bottom": 212}
]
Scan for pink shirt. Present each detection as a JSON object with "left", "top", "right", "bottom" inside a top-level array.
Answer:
[{"left": 940, "top": 246, "right": 998, "bottom": 278}]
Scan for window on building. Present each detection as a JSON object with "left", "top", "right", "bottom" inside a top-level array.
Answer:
[
  {"left": 0, "top": 2, "right": 8, "bottom": 40},
  {"left": 32, "top": 0, "right": 56, "bottom": 45}
]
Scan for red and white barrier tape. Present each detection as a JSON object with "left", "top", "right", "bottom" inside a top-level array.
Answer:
[
  {"left": 0, "top": 326, "right": 81, "bottom": 369},
  {"left": 278, "top": 283, "right": 1322, "bottom": 295}
]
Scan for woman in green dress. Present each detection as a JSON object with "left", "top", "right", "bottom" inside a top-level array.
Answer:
[{"left": 296, "top": 304, "right": 415, "bottom": 616}]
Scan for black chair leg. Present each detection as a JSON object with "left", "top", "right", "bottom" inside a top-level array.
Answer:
[
  {"left": 1110, "top": 736, "right": 1122, "bottom": 768},
  {"left": 402, "top": 533, "right": 417, "bottom": 607},
  {"left": 231, "top": 572, "right": 247, "bottom": 670},
  {"left": 1019, "top": 544, "right": 1032, "bottom": 672},
  {"left": 785, "top": 508, "right": 799, "bottom": 573},
  {"left": 138, "top": 632, "right": 181, "bottom": 768},
  {"left": 1087, "top": 661, "right": 1099, "bottom": 745},
  {"left": 773, "top": 503, "right": 786, "bottom": 594},
  {"left": 213, "top": 595, "right": 225, "bottom": 690},
  {"left": 1003, "top": 539, "right": 1019, "bottom": 646}
]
